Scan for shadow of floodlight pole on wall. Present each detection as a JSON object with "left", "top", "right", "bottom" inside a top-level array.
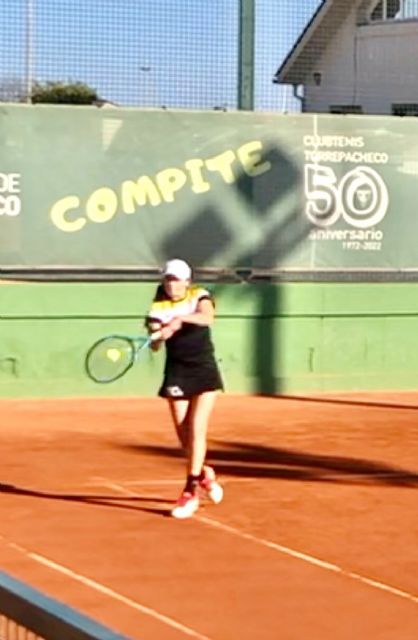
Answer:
[{"left": 161, "top": 144, "right": 311, "bottom": 395}]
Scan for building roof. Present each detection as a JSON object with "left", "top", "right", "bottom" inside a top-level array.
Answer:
[{"left": 274, "top": 0, "right": 372, "bottom": 85}]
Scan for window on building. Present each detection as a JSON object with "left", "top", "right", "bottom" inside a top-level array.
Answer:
[
  {"left": 392, "top": 103, "right": 418, "bottom": 116},
  {"left": 371, "top": 0, "right": 418, "bottom": 21},
  {"left": 329, "top": 105, "right": 363, "bottom": 114}
]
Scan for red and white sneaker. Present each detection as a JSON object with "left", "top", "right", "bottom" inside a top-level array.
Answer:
[
  {"left": 171, "top": 491, "right": 199, "bottom": 519},
  {"left": 199, "top": 466, "right": 224, "bottom": 504}
]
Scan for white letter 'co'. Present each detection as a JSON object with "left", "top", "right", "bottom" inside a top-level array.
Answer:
[
  {"left": 0, "top": 173, "right": 22, "bottom": 216},
  {"left": 304, "top": 165, "right": 389, "bottom": 229},
  {"left": 0, "top": 195, "right": 21, "bottom": 216}
]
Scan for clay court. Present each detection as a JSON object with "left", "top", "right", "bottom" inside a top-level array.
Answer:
[{"left": 0, "top": 393, "right": 417, "bottom": 639}]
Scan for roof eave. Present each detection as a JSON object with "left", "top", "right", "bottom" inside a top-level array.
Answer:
[{"left": 273, "top": 0, "right": 332, "bottom": 85}]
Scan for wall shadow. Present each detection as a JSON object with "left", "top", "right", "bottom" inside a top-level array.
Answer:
[
  {"left": 159, "top": 143, "right": 310, "bottom": 395},
  {"left": 231, "top": 146, "right": 309, "bottom": 395},
  {"left": 115, "top": 441, "right": 418, "bottom": 488},
  {"left": 265, "top": 394, "right": 418, "bottom": 411},
  {"left": 162, "top": 205, "right": 234, "bottom": 266}
]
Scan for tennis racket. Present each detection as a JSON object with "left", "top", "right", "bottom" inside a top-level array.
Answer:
[{"left": 85, "top": 331, "right": 161, "bottom": 383}]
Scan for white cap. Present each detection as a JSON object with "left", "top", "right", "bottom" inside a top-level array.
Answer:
[{"left": 163, "top": 258, "right": 192, "bottom": 281}]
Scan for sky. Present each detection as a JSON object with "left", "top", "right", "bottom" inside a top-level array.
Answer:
[{"left": 0, "top": 0, "right": 322, "bottom": 111}]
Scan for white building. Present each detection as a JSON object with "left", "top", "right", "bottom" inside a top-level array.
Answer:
[{"left": 274, "top": 0, "right": 418, "bottom": 115}]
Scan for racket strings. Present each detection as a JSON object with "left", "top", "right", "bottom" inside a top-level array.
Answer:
[{"left": 86, "top": 337, "right": 135, "bottom": 383}]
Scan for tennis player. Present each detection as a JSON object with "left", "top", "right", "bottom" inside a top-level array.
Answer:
[{"left": 146, "top": 258, "right": 224, "bottom": 519}]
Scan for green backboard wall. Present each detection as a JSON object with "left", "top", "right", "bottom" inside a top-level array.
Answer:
[
  {"left": 2, "top": 105, "right": 418, "bottom": 397},
  {"left": 2, "top": 281, "right": 418, "bottom": 398}
]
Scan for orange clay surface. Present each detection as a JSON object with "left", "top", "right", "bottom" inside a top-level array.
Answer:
[{"left": 0, "top": 393, "right": 417, "bottom": 640}]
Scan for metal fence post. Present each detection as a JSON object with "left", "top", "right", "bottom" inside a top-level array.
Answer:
[{"left": 238, "top": 0, "right": 255, "bottom": 110}]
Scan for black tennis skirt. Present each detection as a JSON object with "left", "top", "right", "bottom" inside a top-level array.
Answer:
[{"left": 158, "top": 359, "right": 224, "bottom": 399}]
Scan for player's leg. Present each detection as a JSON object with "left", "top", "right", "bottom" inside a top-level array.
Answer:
[
  {"left": 167, "top": 398, "right": 191, "bottom": 451},
  {"left": 168, "top": 397, "right": 200, "bottom": 519},
  {"left": 187, "top": 390, "right": 218, "bottom": 476},
  {"left": 189, "top": 391, "right": 223, "bottom": 504},
  {"left": 171, "top": 391, "right": 221, "bottom": 518}
]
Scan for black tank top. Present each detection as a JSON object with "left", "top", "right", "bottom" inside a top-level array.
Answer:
[{"left": 147, "top": 284, "right": 216, "bottom": 365}]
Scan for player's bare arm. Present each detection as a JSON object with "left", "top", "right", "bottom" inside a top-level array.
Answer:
[{"left": 178, "top": 298, "right": 215, "bottom": 327}]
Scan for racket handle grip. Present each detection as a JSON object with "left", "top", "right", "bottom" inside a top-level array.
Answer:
[{"left": 150, "top": 330, "right": 162, "bottom": 341}]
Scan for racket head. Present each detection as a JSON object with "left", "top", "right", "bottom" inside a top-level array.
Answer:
[{"left": 85, "top": 335, "right": 139, "bottom": 383}]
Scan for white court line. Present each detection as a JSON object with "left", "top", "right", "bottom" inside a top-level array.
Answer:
[
  {"left": 104, "top": 481, "right": 418, "bottom": 606},
  {"left": 0, "top": 536, "right": 212, "bottom": 640},
  {"left": 195, "top": 516, "right": 418, "bottom": 605},
  {"left": 88, "top": 476, "right": 254, "bottom": 488},
  {"left": 87, "top": 476, "right": 184, "bottom": 488},
  {"left": 121, "top": 478, "right": 255, "bottom": 487},
  {"left": 89, "top": 471, "right": 418, "bottom": 489},
  {"left": 100, "top": 481, "right": 160, "bottom": 499}
]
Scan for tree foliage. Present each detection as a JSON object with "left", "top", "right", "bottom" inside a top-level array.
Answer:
[{"left": 31, "top": 81, "right": 98, "bottom": 105}]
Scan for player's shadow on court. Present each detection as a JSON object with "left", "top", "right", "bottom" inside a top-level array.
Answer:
[
  {"left": 0, "top": 484, "right": 172, "bottom": 517},
  {"left": 119, "top": 441, "right": 418, "bottom": 488}
]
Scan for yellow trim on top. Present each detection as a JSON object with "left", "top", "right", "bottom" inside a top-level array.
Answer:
[{"left": 151, "top": 286, "right": 206, "bottom": 311}]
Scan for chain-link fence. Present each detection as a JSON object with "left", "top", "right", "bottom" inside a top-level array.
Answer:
[
  {"left": 1, "top": 1, "right": 418, "bottom": 114},
  {"left": 0, "top": 0, "right": 319, "bottom": 111}
]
